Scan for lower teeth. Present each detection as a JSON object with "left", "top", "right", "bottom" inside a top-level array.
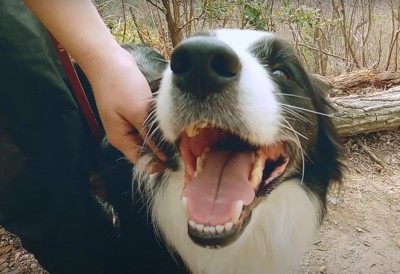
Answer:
[{"left": 189, "top": 220, "right": 235, "bottom": 235}]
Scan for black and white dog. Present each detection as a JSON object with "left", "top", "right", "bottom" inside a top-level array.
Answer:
[
  {"left": 128, "top": 29, "right": 343, "bottom": 274},
  {"left": 81, "top": 29, "right": 343, "bottom": 273}
]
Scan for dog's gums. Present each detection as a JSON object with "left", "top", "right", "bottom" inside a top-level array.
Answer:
[{"left": 179, "top": 122, "right": 289, "bottom": 247}]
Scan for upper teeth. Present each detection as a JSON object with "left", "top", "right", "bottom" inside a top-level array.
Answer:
[
  {"left": 195, "top": 147, "right": 209, "bottom": 177},
  {"left": 249, "top": 151, "right": 265, "bottom": 189},
  {"left": 186, "top": 122, "right": 209, "bottom": 137},
  {"left": 182, "top": 197, "right": 188, "bottom": 210}
]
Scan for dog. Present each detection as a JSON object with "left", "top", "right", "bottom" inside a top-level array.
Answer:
[
  {"left": 78, "top": 29, "right": 343, "bottom": 273},
  {"left": 130, "top": 29, "right": 344, "bottom": 274}
]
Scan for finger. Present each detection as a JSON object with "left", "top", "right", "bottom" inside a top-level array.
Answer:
[
  {"left": 147, "top": 160, "right": 166, "bottom": 174},
  {"left": 110, "top": 133, "right": 143, "bottom": 164},
  {"left": 119, "top": 141, "right": 166, "bottom": 174},
  {"left": 118, "top": 109, "right": 167, "bottom": 162},
  {"left": 110, "top": 131, "right": 167, "bottom": 174},
  {"left": 139, "top": 129, "right": 167, "bottom": 162}
]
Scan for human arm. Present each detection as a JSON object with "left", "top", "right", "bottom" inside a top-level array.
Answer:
[{"left": 23, "top": 0, "right": 165, "bottom": 165}]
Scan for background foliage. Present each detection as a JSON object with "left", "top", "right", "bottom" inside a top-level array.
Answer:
[{"left": 93, "top": 0, "right": 400, "bottom": 76}]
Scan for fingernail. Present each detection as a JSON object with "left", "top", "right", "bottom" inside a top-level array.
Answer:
[
  {"left": 156, "top": 149, "right": 167, "bottom": 162},
  {"left": 149, "top": 161, "right": 166, "bottom": 174}
]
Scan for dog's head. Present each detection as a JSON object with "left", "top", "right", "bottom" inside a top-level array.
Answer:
[{"left": 137, "top": 29, "right": 342, "bottom": 250}]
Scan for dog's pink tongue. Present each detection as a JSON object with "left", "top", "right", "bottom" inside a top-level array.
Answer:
[{"left": 182, "top": 150, "right": 255, "bottom": 226}]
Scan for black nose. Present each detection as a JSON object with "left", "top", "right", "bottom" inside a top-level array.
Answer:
[{"left": 170, "top": 36, "right": 241, "bottom": 100}]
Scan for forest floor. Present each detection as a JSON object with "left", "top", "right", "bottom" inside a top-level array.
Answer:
[
  {"left": 1, "top": 130, "right": 399, "bottom": 274},
  {"left": 301, "top": 129, "right": 400, "bottom": 274}
]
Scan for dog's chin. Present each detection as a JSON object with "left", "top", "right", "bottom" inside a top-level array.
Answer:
[
  {"left": 174, "top": 122, "right": 291, "bottom": 248},
  {"left": 185, "top": 178, "right": 284, "bottom": 248},
  {"left": 186, "top": 175, "right": 291, "bottom": 248},
  {"left": 187, "top": 209, "right": 252, "bottom": 248}
]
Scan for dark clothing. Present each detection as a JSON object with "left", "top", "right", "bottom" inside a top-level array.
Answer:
[{"left": 0, "top": 1, "right": 186, "bottom": 273}]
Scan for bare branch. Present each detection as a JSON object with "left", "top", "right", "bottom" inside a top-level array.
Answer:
[
  {"left": 177, "top": 10, "right": 206, "bottom": 32},
  {"left": 146, "top": 0, "right": 164, "bottom": 13},
  {"left": 121, "top": 0, "right": 126, "bottom": 42},
  {"left": 129, "top": 7, "right": 146, "bottom": 44},
  {"left": 296, "top": 43, "right": 349, "bottom": 62},
  {"left": 385, "top": 29, "right": 400, "bottom": 70}
]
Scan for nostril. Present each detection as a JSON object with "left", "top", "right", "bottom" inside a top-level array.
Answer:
[
  {"left": 171, "top": 51, "right": 191, "bottom": 75},
  {"left": 210, "top": 53, "right": 241, "bottom": 78},
  {"left": 170, "top": 36, "right": 242, "bottom": 100}
]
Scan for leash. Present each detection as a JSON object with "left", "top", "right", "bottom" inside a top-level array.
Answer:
[{"left": 49, "top": 32, "right": 102, "bottom": 142}]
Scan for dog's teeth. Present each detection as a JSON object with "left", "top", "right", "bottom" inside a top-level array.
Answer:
[
  {"left": 204, "top": 226, "right": 215, "bottom": 235},
  {"left": 249, "top": 171, "right": 261, "bottom": 188},
  {"left": 195, "top": 157, "right": 203, "bottom": 177},
  {"left": 209, "top": 226, "right": 216, "bottom": 235},
  {"left": 182, "top": 197, "right": 188, "bottom": 211},
  {"left": 186, "top": 124, "right": 198, "bottom": 137},
  {"left": 196, "top": 224, "right": 204, "bottom": 233},
  {"left": 224, "top": 222, "right": 233, "bottom": 232},
  {"left": 197, "top": 121, "right": 209, "bottom": 129},
  {"left": 231, "top": 200, "right": 243, "bottom": 223},
  {"left": 186, "top": 122, "right": 209, "bottom": 137},
  {"left": 250, "top": 155, "right": 263, "bottom": 188},
  {"left": 191, "top": 223, "right": 226, "bottom": 235},
  {"left": 195, "top": 148, "right": 209, "bottom": 177},
  {"left": 189, "top": 220, "right": 196, "bottom": 229},
  {"left": 216, "top": 225, "right": 224, "bottom": 234}
]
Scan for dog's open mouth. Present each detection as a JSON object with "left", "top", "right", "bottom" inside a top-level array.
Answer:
[{"left": 178, "top": 122, "right": 289, "bottom": 248}]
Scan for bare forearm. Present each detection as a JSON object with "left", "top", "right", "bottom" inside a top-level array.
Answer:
[
  {"left": 23, "top": 0, "right": 164, "bottom": 164},
  {"left": 23, "top": 0, "right": 124, "bottom": 77}
]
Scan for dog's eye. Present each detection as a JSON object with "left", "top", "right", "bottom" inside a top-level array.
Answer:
[{"left": 273, "top": 68, "right": 290, "bottom": 79}]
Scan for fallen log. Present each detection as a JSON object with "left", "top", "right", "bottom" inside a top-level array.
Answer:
[
  {"left": 330, "top": 86, "right": 400, "bottom": 136},
  {"left": 314, "top": 69, "right": 400, "bottom": 96},
  {"left": 328, "top": 69, "right": 400, "bottom": 94}
]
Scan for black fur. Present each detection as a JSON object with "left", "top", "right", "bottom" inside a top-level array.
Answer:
[
  {"left": 250, "top": 36, "right": 343, "bottom": 211},
  {"left": 74, "top": 33, "right": 343, "bottom": 273}
]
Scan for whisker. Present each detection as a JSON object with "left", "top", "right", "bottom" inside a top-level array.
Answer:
[
  {"left": 151, "top": 57, "right": 169, "bottom": 63},
  {"left": 281, "top": 119, "right": 305, "bottom": 185},
  {"left": 147, "top": 124, "right": 163, "bottom": 146},
  {"left": 276, "top": 93, "right": 311, "bottom": 100},
  {"left": 142, "top": 112, "right": 167, "bottom": 153},
  {"left": 278, "top": 122, "right": 308, "bottom": 140},
  {"left": 143, "top": 107, "right": 158, "bottom": 128},
  {"left": 281, "top": 106, "right": 313, "bottom": 124},
  {"left": 280, "top": 103, "right": 334, "bottom": 117},
  {"left": 143, "top": 97, "right": 158, "bottom": 104}
]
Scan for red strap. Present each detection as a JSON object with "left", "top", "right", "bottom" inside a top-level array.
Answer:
[{"left": 49, "top": 33, "right": 102, "bottom": 142}]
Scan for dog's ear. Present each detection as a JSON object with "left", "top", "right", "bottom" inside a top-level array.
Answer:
[
  {"left": 121, "top": 43, "right": 168, "bottom": 95},
  {"left": 307, "top": 73, "right": 337, "bottom": 114},
  {"left": 308, "top": 74, "right": 332, "bottom": 96},
  {"left": 307, "top": 74, "right": 344, "bottom": 189}
]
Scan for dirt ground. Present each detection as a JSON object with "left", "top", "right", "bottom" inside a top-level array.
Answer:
[
  {"left": 0, "top": 129, "right": 399, "bottom": 274},
  {"left": 302, "top": 129, "right": 400, "bottom": 274}
]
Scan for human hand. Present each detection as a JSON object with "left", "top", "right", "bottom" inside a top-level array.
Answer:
[
  {"left": 23, "top": 0, "right": 165, "bottom": 170},
  {"left": 83, "top": 46, "right": 166, "bottom": 171}
]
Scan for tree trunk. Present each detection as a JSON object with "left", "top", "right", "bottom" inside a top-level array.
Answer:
[
  {"left": 331, "top": 86, "right": 400, "bottom": 136},
  {"left": 161, "top": 0, "right": 183, "bottom": 47}
]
